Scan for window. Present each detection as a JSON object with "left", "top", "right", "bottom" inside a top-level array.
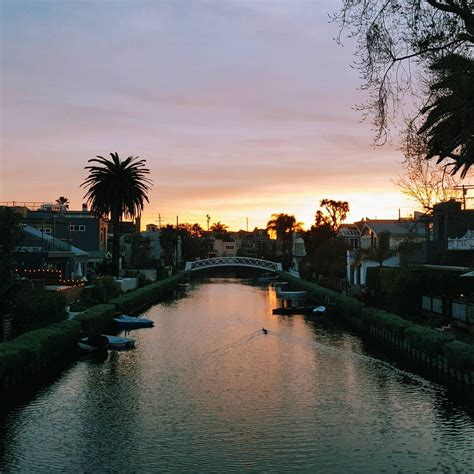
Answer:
[
  {"left": 70, "top": 224, "right": 86, "bottom": 232},
  {"left": 225, "top": 245, "right": 235, "bottom": 250}
]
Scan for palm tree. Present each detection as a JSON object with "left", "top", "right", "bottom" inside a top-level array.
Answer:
[
  {"left": 210, "top": 221, "right": 229, "bottom": 239},
  {"left": 81, "top": 152, "right": 152, "bottom": 276},
  {"left": 419, "top": 54, "right": 474, "bottom": 178},
  {"left": 266, "top": 213, "right": 303, "bottom": 257},
  {"left": 55, "top": 196, "right": 70, "bottom": 210}
]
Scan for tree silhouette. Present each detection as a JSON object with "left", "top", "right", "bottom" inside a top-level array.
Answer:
[
  {"left": 315, "top": 199, "right": 350, "bottom": 233},
  {"left": 210, "top": 221, "right": 229, "bottom": 239},
  {"left": 335, "top": 0, "right": 474, "bottom": 142},
  {"left": 419, "top": 54, "right": 474, "bottom": 178},
  {"left": 266, "top": 213, "right": 303, "bottom": 258},
  {"left": 55, "top": 196, "right": 70, "bottom": 209},
  {"left": 81, "top": 152, "right": 152, "bottom": 276}
]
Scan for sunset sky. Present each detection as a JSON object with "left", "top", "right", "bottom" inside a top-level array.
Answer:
[{"left": 1, "top": 0, "right": 416, "bottom": 230}]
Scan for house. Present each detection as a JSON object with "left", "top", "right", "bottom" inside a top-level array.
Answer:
[
  {"left": 347, "top": 218, "right": 426, "bottom": 285},
  {"left": 15, "top": 224, "right": 89, "bottom": 279},
  {"left": 209, "top": 238, "right": 238, "bottom": 257},
  {"left": 234, "top": 228, "right": 273, "bottom": 258},
  {"left": 20, "top": 204, "right": 108, "bottom": 254},
  {"left": 337, "top": 223, "right": 361, "bottom": 249}
]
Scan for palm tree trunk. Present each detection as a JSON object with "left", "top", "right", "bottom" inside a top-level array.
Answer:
[{"left": 111, "top": 211, "right": 120, "bottom": 277}]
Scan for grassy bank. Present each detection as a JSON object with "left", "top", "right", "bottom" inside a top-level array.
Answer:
[{"left": 280, "top": 272, "right": 474, "bottom": 383}]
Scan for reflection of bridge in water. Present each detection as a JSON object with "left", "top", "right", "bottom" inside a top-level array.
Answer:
[{"left": 184, "top": 257, "right": 282, "bottom": 272}]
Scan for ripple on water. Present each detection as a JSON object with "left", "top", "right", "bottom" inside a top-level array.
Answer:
[{"left": 1, "top": 281, "right": 474, "bottom": 472}]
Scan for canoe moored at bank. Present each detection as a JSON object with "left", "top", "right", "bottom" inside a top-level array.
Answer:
[{"left": 113, "top": 315, "right": 154, "bottom": 329}]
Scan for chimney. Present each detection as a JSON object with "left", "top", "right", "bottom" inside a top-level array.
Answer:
[
  {"left": 135, "top": 216, "right": 141, "bottom": 233},
  {"left": 82, "top": 203, "right": 88, "bottom": 212}
]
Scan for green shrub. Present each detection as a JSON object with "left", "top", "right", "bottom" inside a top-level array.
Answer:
[
  {"left": 333, "top": 294, "right": 363, "bottom": 318},
  {"left": 14, "top": 289, "right": 67, "bottom": 333},
  {"left": 361, "top": 307, "right": 411, "bottom": 336},
  {"left": 443, "top": 341, "right": 474, "bottom": 371},
  {"left": 91, "top": 277, "right": 121, "bottom": 303},
  {"left": 0, "top": 319, "right": 80, "bottom": 391},
  {"left": 74, "top": 304, "right": 116, "bottom": 335},
  {"left": 404, "top": 325, "right": 455, "bottom": 355}
]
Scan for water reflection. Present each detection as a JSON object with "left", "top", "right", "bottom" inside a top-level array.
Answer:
[{"left": 1, "top": 279, "right": 474, "bottom": 472}]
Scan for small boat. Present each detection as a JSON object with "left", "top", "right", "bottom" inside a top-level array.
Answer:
[
  {"left": 276, "top": 289, "right": 307, "bottom": 298},
  {"left": 79, "top": 334, "right": 109, "bottom": 352},
  {"left": 103, "top": 335, "right": 136, "bottom": 350},
  {"left": 113, "top": 315, "right": 154, "bottom": 329},
  {"left": 272, "top": 305, "right": 326, "bottom": 315}
]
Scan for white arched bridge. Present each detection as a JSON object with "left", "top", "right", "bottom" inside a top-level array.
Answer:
[{"left": 185, "top": 257, "right": 282, "bottom": 272}]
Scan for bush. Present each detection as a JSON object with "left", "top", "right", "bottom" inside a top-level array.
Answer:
[
  {"left": 91, "top": 277, "right": 121, "bottom": 303},
  {"left": 74, "top": 304, "right": 116, "bottom": 335},
  {"left": 14, "top": 289, "right": 67, "bottom": 333},
  {"left": 0, "top": 319, "right": 80, "bottom": 391},
  {"left": 404, "top": 325, "right": 455, "bottom": 355},
  {"left": 361, "top": 307, "right": 411, "bottom": 336},
  {"left": 443, "top": 341, "right": 474, "bottom": 371}
]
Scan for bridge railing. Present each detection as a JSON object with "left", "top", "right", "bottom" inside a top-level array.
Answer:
[{"left": 185, "top": 257, "right": 282, "bottom": 272}]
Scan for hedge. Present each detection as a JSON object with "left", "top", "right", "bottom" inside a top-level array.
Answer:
[
  {"left": 110, "top": 272, "right": 186, "bottom": 314},
  {"left": 443, "top": 341, "right": 474, "bottom": 371},
  {"left": 361, "top": 307, "right": 411, "bottom": 336},
  {"left": 404, "top": 324, "right": 455, "bottom": 356},
  {"left": 0, "top": 319, "right": 80, "bottom": 391},
  {"left": 14, "top": 288, "right": 67, "bottom": 333},
  {"left": 73, "top": 304, "right": 116, "bottom": 336},
  {"left": 281, "top": 273, "right": 474, "bottom": 375}
]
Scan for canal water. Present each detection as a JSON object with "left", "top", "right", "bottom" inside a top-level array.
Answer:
[{"left": 1, "top": 279, "right": 474, "bottom": 472}]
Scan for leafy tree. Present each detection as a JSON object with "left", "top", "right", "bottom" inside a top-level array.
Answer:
[
  {"left": 178, "top": 223, "right": 210, "bottom": 261},
  {"left": 335, "top": 0, "right": 474, "bottom": 142},
  {"left": 315, "top": 199, "right": 350, "bottom": 233},
  {"left": 159, "top": 225, "right": 177, "bottom": 267},
  {"left": 81, "top": 152, "right": 152, "bottom": 276},
  {"left": 130, "top": 234, "right": 153, "bottom": 268},
  {"left": 0, "top": 207, "right": 22, "bottom": 314},
  {"left": 210, "top": 221, "right": 229, "bottom": 239},
  {"left": 418, "top": 53, "right": 474, "bottom": 178}
]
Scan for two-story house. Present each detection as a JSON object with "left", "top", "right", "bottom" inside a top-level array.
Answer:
[{"left": 347, "top": 219, "right": 426, "bottom": 285}]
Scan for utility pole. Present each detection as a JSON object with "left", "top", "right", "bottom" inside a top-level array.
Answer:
[
  {"left": 175, "top": 215, "right": 179, "bottom": 269},
  {"left": 246, "top": 217, "right": 249, "bottom": 232},
  {"left": 206, "top": 214, "right": 210, "bottom": 232},
  {"left": 158, "top": 213, "right": 162, "bottom": 229}
]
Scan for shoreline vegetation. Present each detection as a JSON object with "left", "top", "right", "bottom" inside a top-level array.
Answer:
[
  {"left": 280, "top": 272, "right": 474, "bottom": 389},
  {"left": 0, "top": 272, "right": 187, "bottom": 398},
  {"left": 2, "top": 271, "right": 473, "bottom": 404}
]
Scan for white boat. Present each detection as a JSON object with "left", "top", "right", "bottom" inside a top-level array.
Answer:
[
  {"left": 103, "top": 335, "right": 136, "bottom": 350},
  {"left": 276, "top": 288, "right": 307, "bottom": 298},
  {"left": 313, "top": 306, "right": 326, "bottom": 313}
]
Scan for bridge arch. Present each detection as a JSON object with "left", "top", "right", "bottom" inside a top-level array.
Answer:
[{"left": 184, "top": 257, "right": 282, "bottom": 273}]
